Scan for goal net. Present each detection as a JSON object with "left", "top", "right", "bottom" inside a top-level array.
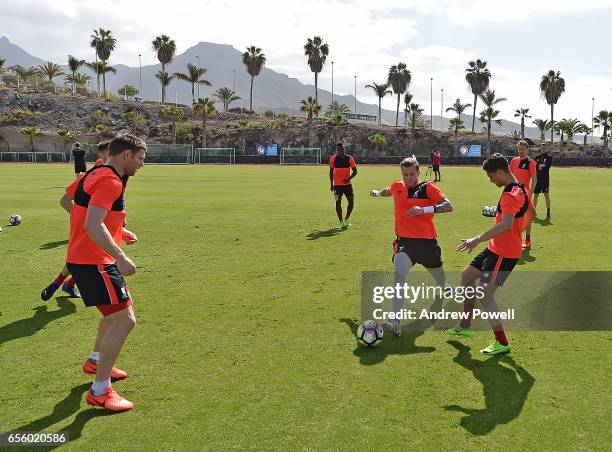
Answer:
[
  {"left": 193, "top": 148, "right": 236, "bottom": 164},
  {"left": 145, "top": 144, "right": 192, "bottom": 164},
  {"left": 280, "top": 147, "right": 321, "bottom": 165}
]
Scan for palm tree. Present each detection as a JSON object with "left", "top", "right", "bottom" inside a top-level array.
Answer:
[
  {"left": 539, "top": 70, "right": 566, "bottom": 142},
  {"left": 387, "top": 63, "right": 411, "bottom": 126},
  {"left": 403, "top": 93, "right": 413, "bottom": 127},
  {"left": 408, "top": 103, "right": 424, "bottom": 150},
  {"left": 448, "top": 117, "right": 465, "bottom": 142},
  {"left": 326, "top": 100, "right": 350, "bottom": 117},
  {"left": 174, "top": 63, "right": 212, "bottom": 103},
  {"left": 300, "top": 96, "right": 321, "bottom": 147},
  {"left": 479, "top": 107, "right": 502, "bottom": 156},
  {"left": 368, "top": 133, "right": 387, "bottom": 155},
  {"left": 445, "top": 98, "right": 472, "bottom": 121},
  {"left": 86, "top": 61, "right": 116, "bottom": 98},
  {"left": 0, "top": 57, "right": 6, "bottom": 85},
  {"left": 20, "top": 127, "right": 42, "bottom": 151},
  {"left": 242, "top": 46, "right": 266, "bottom": 111},
  {"left": 161, "top": 106, "right": 184, "bottom": 144},
  {"left": 10, "top": 65, "right": 37, "bottom": 88},
  {"left": 304, "top": 36, "right": 329, "bottom": 107},
  {"left": 64, "top": 72, "right": 91, "bottom": 94},
  {"left": 264, "top": 120, "right": 277, "bottom": 141},
  {"left": 514, "top": 108, "right": 531, "bottom": 139},
  {"left": 193, "top": 97, "right": 216, "bottom": 148},
  {"left": 577, "top": 124, "right": 592, "bottom": 147},
  {"left": 213, "top": 87, "right": 241, "bottom": 112},
  {"left": 67, "top": 55, "right": 85, "bottom": 95},
  {"left": 90, "top": 29, "right": 117, "bottom": 98},
  {"left": 559, "top": 118, "right": 584, "bottom": 143},
  {"left": 329, "top": 113, "right": 347, "bottom": 144},
  {"left": 36, "top": 62, "right": 64, "bottom": 81},
  {"left": 593, "top": 110, "right": 611, "bottom": 156},
  {"left": 57, "top": 129, "right": 75, "bottom": 158},
  {"left": 465, "top": 59, "right": 491, "bottom": 131},
  {"left": 90, "top": 124, "right": 108, "bottom": 138},
  {"left": 365, "top": 82, "right": 392, "bottom": 126},
  {"left": 152, "top": 35, "right": 177, "bottom": 103},
  {"left": 155, "top": 71, "right": 175, "bottom": 103},
  {"left": 236, "top": 120, "right": 249, "bottom": 154},
  {"left": 532, "top": 118, "right": 553, "bottom": 141}
]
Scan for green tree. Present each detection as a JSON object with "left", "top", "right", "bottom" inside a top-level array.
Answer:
[
  {"left": 326, "top": 100, "right": 350, "bottom": 117},
  {"left": 593, "top": 110, "right": 611, "bottom": 156},
  {"left": 365, "top": 82, "right": 392, "bottom": 126},
  {"left": 0, "top": 57, "right": 6, "bottom": 85},
  {"left": 213, "top": 87, "right": 241, "bottom": 112},
  {"left": 155, "top": 71, "right": 175, "bottom": 103},
  {"left": 448, "top": 117, "right": 465, "bottom": 142},
  {"left": 242, "top": 46, "right": 266, "bottom": 111},
  {"left": 86, "top": 61, "right": 116, "bottom": 98},
  {"left": 465, "top": 59, "right": 491, "bottom": 131},
  {"left": 10, "top": 65, "right": 37, "bottom": 89},
  {"left": 539, "top": 70, "right": 566, "bottom": 142},
  {"left": 446, "top": 98, "right": 472, "bottom": 120},
  {"left": 90, "top": 124, "right": 108, "bottom": 138},
  {"left": 64, "top": 72, "right": 91, "bottom": 94},
  {"left": 118, "top": 85, "right": 139, "bottom": 100},
  {"left": 368, "top": 133, "right": 387, "bottom": 155},
  {"left": 152, "top": 35, "right": 177, "bottom": 103},
  {"left": 20, "top": 126, "right": 42, "bottom": 151},
  {"left": 304, "top": 36, "right": 329, "bottom": 107},
  {"left": 408, "top": 103, "right": 424, "bottom": 150},
  {"left": 90, "top": 28, "right": 117, "bottom": 98},
  {"left": 36, "top": 62, "right": 64, "bottom": 81},
  {"left": 403, "top": 93, "right": 413, "bottom": 128},
  {"left": 513, "top": 107, "right": 531, "bottom": 139},
  {"left": 57, "top": 129, "right": 75, "bottom": 157},
  {"left": 300, "top": 96, "right": 321, "bottom": 148},
  {"left": 161, "top": 106, "right": 184, "bottom": 144},
  {"left": 67, "top": 55, "right": 85, "bottom": 95},
  {"left": 479, "top": 107, "right": 502, "bottom": 156},
  {"left": 237, "top": 120, "right": 249, "bottom": 154},
  {"left": 387, "top": 63, "right": 411, "bottom": 126},
  {"left": 193, "top": 97, "right": 216, "bottom": 148},
  {"left": 174, "top": 63, "right": 212, "bottom": 103},
  {"left": 532, "top": 118, "right": 553, "bottom": 141}
]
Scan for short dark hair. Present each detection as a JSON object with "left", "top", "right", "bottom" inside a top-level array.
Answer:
[
  {"left": 97, "top": 140, "right": 111, "bottom": 152},
  {"left": 109, "top": 134, "right": 147, "bottom": 156},
  {"left": 74, "top": 142, "right": 80, "bottom": 147},
  {"left": 336, "top": 142, "right": 344, "bottom": 149},
  {"left": 482, "top": 153, "right": 510, "bottom": 173}
]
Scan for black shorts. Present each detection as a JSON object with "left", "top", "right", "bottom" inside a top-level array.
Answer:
[
  {"left": 469, "top": 248, "right": 518, "bottom": 286},
  {"left": 393, "top": 238, "right": 443, "bottom": 268},
  {"left": 432, "top": 164, "right": 440, "bottom": 172},
  {"left": 66, "top": 263, "right": 131, "bottom": 307},
  {"left": 74, "top": 161, "right": 86, "bottom": 173},
  {"left": 333, "top": 184, "right": 354, "bottom": 198},
  {"left": 534, "top": 176, "right": 549, "bottom": 194}
]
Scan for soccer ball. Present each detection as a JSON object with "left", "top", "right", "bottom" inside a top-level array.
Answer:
[
  {"left": 356, "top": 320, "right": 384, "bottom": 347},
  {"left": 481, "top": 206, "right": 496, "bottom": 217},
  {"left": 9, "top": 214, "right": 22, "bottom": 226}
]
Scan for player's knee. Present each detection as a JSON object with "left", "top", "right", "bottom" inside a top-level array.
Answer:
[{"left": 461, "top": 267, "right": 477, "bottom": 285}]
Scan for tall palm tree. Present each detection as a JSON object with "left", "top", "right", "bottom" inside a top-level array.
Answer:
[
  {"left": 10, "top": 65, "right": 37, "bottom": 88},
  {"left": 446, "top": 98, "right": 472, "bottom": 120},
  {"left": 513, "top": 108, "right": 532, "bottom": 139},
  {"left": 36, "top": 62, "right": 64, "bottom": 81},
  {"left": 155, "top": 71, "right": 174, "bottom": 103},
  {"left": 20, "top": 127, "right": 42, "bottom": 151},
  {"left": 161, "top": 106, "right": 184, "bottom": 144},
  {"left": 539, "top": 70, "right": 566, "bottom": 142},
  {"left": 387, "top": 63, "right": 411, "bottom": 126},
  {"left": 174, "top": 63, "right": 212, "bottom": 103},
  {"left": 90, "top": 29, "right": 117, "bottom": 98},
  {"left": 577, "top": 124, "right": 592, "bottom": 147},
  {"left": 408, "top": 103, "right": 424, "bottom": 150},
  {"left": 593, "top": 110, "right": 611, "bottom": 156},
  {"left": 64, "top": 72, "right": 91, "bottom": 94},
  {"left": 403, "top": 93, "right": 413, "bottom": 128},
  {"left": 557, "top": 118, "right": 584, "bottom": 143},
  {"left": 365, "top": 82, "right": 391, "bottom": 126},
  {"left": 193, "top": 97, "right": 216, "bottom": 148},
  {"left": 86, "top": 61, "right": 116, "bottom": 98},
  {"left": 465, "top": 59, "right": 491, "bottom": 131},
  {"left": 213, "top": 87, "right": 241, "bottom": 112},
  {"left": 152, "top": 35, "right": 177, "bottom": 103},
  {"left": 304, "top": 36, "right": 329, "bottom": 107},
  {"left": 448, "top": 117, "right": 465, "bottom": 142},
  {"left": 532, "top": 119, "right": 553, "bottom": 141},
  {"left": 300, "top": 96, "right": 321, "bottom": 147},
  {"left": 67, "top": 55, "right": 85, "bottom": 95},
  {"left": 242, "top": 46, "right": 266, "bottom": 111},
  {"left": 326, "top": 100, "right": 350, "bottom": 117},
  {"left": 479, "top": 107, "right": 502, "bottom": 156}
]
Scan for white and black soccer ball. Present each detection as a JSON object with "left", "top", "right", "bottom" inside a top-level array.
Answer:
[
  {"left": 356, "top": 320, "right": 384, "bottom": 347},
  {"left": 481, "top": 205, "right": 490, "bottom": 216},
  {"left": 481, "top": 206, "right": 497, "bottom": 217},
  {"left": 9, "top": 214, "right": 22, "bottom": 226}
]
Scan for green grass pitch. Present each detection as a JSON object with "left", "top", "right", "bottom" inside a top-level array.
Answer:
[{"left": 1, "top": 163, "right": 610, "bottom": 450}]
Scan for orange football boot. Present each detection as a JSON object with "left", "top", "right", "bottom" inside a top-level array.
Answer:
[
  {"left": 86, "top": 386, "right": 134, "bottom": 412},
  {"left": 83, "top": 359, "right": 128, "bottom": 380}
]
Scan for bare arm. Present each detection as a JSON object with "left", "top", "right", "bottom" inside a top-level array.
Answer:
[
  {"left": 84, "top": 205, "right": 136, "bottom": 275},
  {"left": 329, "top": 168, "right": 334, "bottom": 190},
  {"left": 407, "top": 197, "right": 453, "bottom": 216},
  {"left": 370, "top": 187, "right": 392, "bottom": 197},
  {"left": 343, "top": 167, "right": 357, "bottom": 183},
  {"left": 457, "top": 214, "right": 514, "bottom": 253},
  {"left": 530, "top": 173, "right": 537, "bottom": 197},
  {"left": 59, "top": 193, "right": 73, "bottom": 214}
]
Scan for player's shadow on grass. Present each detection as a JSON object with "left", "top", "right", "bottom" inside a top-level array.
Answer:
[
  {"left": 0, "top": 297, "right": 76, "bottom": 346},
  {"left": 340, "top": 297, "right": 444, "bottom": 365},
  {"left": 517, "top": 248, "right": 536, "bottom": 265},
  {"left": 40, "top": 239, "right": 69, "bottom": 250},
  {"left": 533, "top": 217, "right": 553, "bottom": 226},
  {"left": 13, "top": 382, "right": 119, "bottom": 451},
  {"left": 306, "top": 227, "right": 344, "bottom": 240},
  {"left": 443, "top": 340, "right": 535, "bottom": 436}
]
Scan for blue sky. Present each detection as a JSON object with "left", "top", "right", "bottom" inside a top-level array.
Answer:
[{"left": 1, "top": 0, "right": 611, "bottom": 123}]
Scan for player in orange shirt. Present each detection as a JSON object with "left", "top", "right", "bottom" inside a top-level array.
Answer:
[
  {"left": 65, "top": 134, "right": 145, "bottom": 412},
  {"left": 451, "top": 154, "right": 529, "bottom": 355},
  {"left": 329, "top": 143, "right": 358, "bottom": 229},
  {"left": 369, "top": 155, "right": 453, "bottom": 336},
  {"left": 509, "top": 140, "right": 536, "bottom": 249},
  {"left": 40, "top": 140, "right": 119, "bottom": 301}
]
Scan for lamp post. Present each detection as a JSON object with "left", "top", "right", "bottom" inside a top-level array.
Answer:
[
  {"left": 430, "top": 77, "right": 433, "bottom": 132},
  {"left": 354, "top": 75, "right": 357, "bottom": 115},
  {"left": 196, "top": 55, "right": 200, "bottom": 99},
  {"left": 591, "top": 97, "right": 595, "bottom": 144},
  {"left": 138, "top": 54, "right": 143, "bottom": 101},
  {"left": 331, "top": 61, "right": 334, "bottom": 104},
  {"left": 440, "top": 88, "right": 444, "bottom": 131},
  {"left": 233, "top": 69, "right": 236, "bottom": 93}
]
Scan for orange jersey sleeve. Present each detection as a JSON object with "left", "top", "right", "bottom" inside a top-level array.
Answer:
[
  {"left": 349, "top": 156, "right": 357, "bottom": 168},
  {"left": 65, "top": 174, "right": 84, "bottom": 199},
  {"left": 425, "top": 182, "right": 445, "bottom": 204},
  {"left": 329, "top": 155, "right": 336, "bottom": 168}
]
